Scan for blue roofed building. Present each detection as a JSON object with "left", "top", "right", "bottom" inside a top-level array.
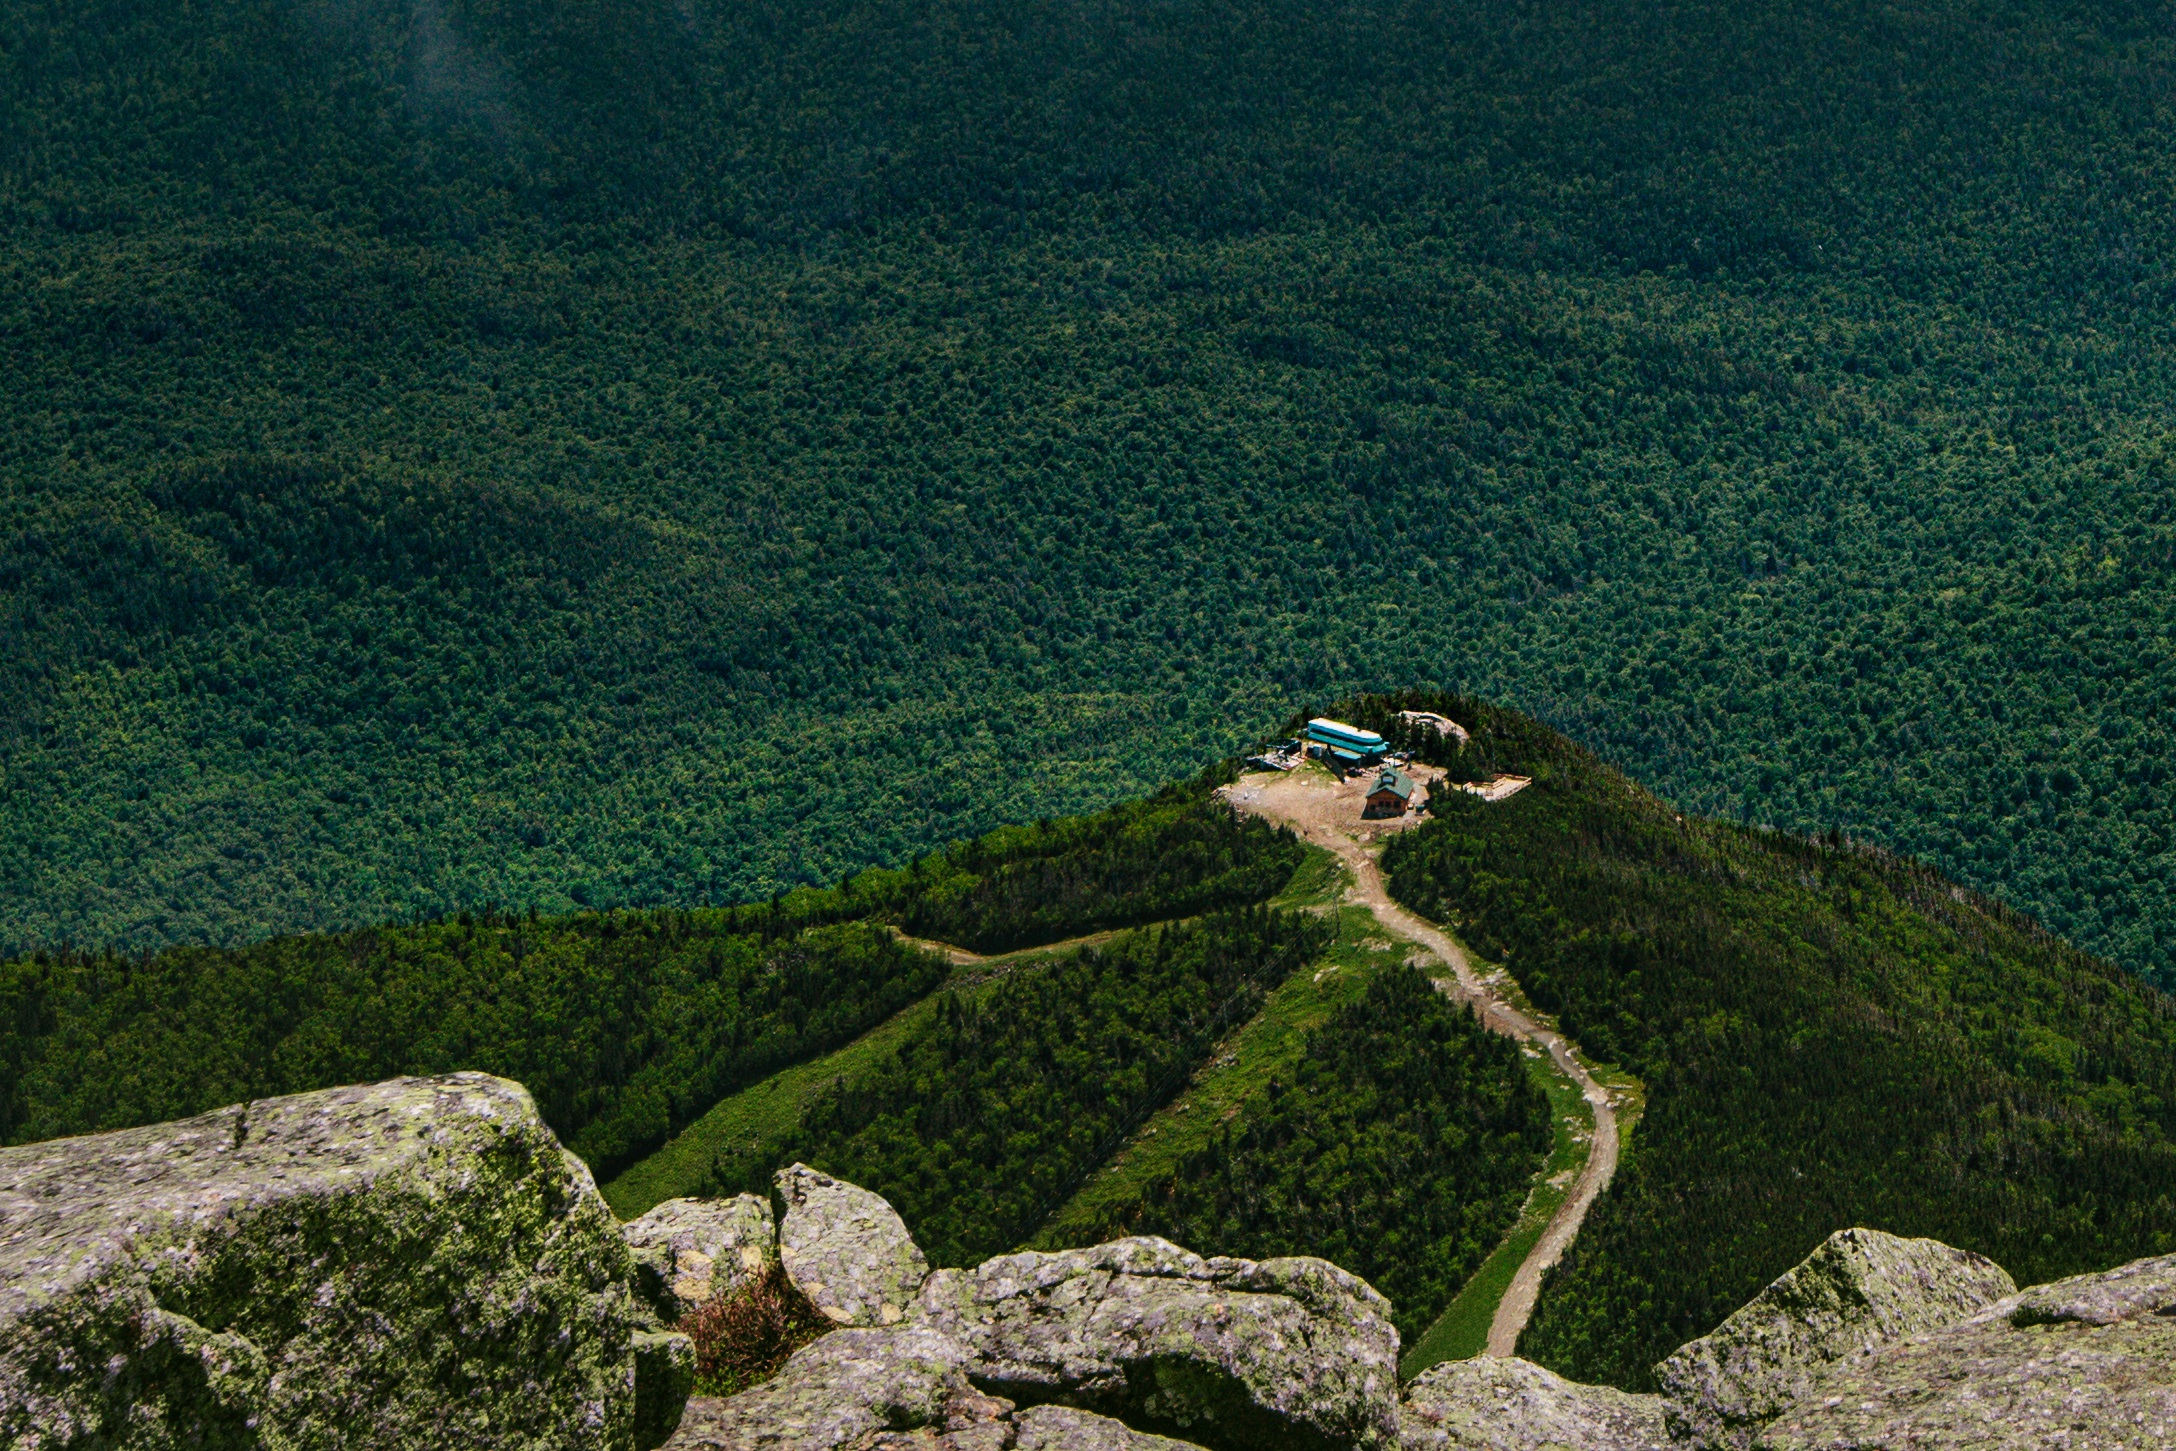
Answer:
[{"left": 1305, "top": 717, "right": 1389, "bottom": 769}]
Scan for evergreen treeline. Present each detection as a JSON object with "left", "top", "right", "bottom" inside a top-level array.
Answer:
[
  {"left": 0, "top": 779, "right": 1304, "bottom": 1172},
  {"left": 708, "top": 907, "right": 1334, "bottom": 1268},
  {"left": 1376, "top": 694, "right": 2176, "bottom": 1389},
  {"left": 1057, "top": 964, "right": 1550, "bottom": 1339},
  {"left": 0, "top": 912, "right": 942, "bottom": 1181},
  {"left": 690, "top": 767, "right": 1305, "bottom": 949},
  {"left": 885, "top": 780, "right": 1308, "bottom": 951},
  {"left": 5, "top": 0, "right": 2176, "bottom": 989}
]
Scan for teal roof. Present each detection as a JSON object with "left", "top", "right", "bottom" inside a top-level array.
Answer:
[
  {"left": 1307, "top": 717, "right": 1387, "bottom": 750},
  {"left": 1370, "top": 767, "right": 1415, "bottom": 800}
]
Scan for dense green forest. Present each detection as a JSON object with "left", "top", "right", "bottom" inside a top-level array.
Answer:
[
  {"left": 1375, "top": 692, "right": 2176, "bottom": 1388},
  {"left": 4, "top": 0, "right": 2175, "bottom": 988},
  {"left": 1051, "top": 963, "right": 1551, "bottom": 1340},
  {"left": 0, "top": 778, "right": 1302, "bottom": 1175},
  {"left": 0, "top": 912, "right": 943, "bottom": 1179},
  {"left": 707, "top": 907, "right": 1335, "bottom": 1267},
  {"left": 879, "top": 777, "right": 1307, "bottom": 951}
]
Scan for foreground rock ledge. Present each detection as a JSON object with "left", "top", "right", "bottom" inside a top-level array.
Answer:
[
  {"left": 1655, "top": 1227, "right": 2016, "bottom": 1451},
  {"left": 1400, "top": 1356, "right": 1668, "bottom": 1451},
  {"left": 0, "top": 1073, "right": 658, "bottom": 1451},
  {"left": 918, "top": 1237, "right": 1401, "bottom": 1451},
  {"left": 665, "top": 1326, "right": 1206, "bottom": 1451},
  {"left": 1757, "top": 1251, "right": 2176, "bottom": 1450}
]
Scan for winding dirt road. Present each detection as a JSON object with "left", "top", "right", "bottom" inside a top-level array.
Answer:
[{"left": 1223, "top": 767, "right": 1620, "bottom": 1358}]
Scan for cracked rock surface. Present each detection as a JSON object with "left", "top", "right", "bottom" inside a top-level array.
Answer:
[
  {"left": 665, "top": 1325, "right": 1209, "bottom": 1451},
  {"left": 0, "top": 1072, "right": 655, "bottom": 1451},
  {"left": 1756, "top": 1252, "right": 2176, "bottom": 1450},
  {"left": 629, "top": 1193, "right": 778, "bottom": 1322},
  {"left": 1655, "top": 1227, "right": 2016, "bottom": 1450},
  {"left": 1399, "top": 1356, "right": 1669, "bottom": 1451},
  {"left": 779, "top": 1163, "right": 932, "bottom": 1328},
  {"left": 917, "top": 1236, "right": 1401, "bottom": 1451}
]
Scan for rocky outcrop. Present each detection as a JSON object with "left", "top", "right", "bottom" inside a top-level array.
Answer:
[
  {"left": 639, "top": 1329, "right": 702, "bottom": 1449},
  {"left": 0, "top": 1073, "right": 667, "bottom": 1451},
  {"left": 779, "top": 1163, "right": 931, "bottom": 1327},
  {"left": 1399, "top": 1357, "right": 1668, "bottom": 1451},
  {"left": 718, "top": 1209, "right": 2150, "bottom": 1451},
  {"left": 1009, "top": 1405, "right": 1209, "bottom": 1451},
  {"left": 1757, "top": 1251, "right": 2176, "bottom": 1449},
  {"left": 630, "top": 1194, "right": 778, "bottom": 1322},
  {"left": 917, "top": 1236, "right": 1401, "bottom": 1451},
  {"left": 663, "top": 1325, "right": 1205, "bottom": 1451},
  {"left": 1654, "top": 1227, "right": 2015, "bottom": 1450},
  {"left": 668, "top": 1325, "right": 976, "bottom": 1449}
]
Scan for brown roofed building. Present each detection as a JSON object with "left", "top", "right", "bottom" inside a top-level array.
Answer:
[{"left": 1365, "top": 766, "right": 1416, "bottom": 817}]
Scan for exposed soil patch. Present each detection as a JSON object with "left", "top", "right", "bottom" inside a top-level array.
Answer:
[{"left": 1220, "top": 767, "right": 1621, "bottom": 1358}]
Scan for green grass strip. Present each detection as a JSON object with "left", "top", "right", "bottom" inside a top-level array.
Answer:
[
  {"left": 602, "top": 992, "right": 947, "bottom": 1219},
  {"left": 1399, "top": 1044, "right": 1591, "bottom": 1376},
  {"left": 1030, "top": 847, "right": 1398, "bottom": 1248},
  {"left": 603, "top": 935, "right": 1103, "bottom": 1218}
]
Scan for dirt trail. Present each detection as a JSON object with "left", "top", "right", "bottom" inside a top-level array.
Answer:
[
  {"left": 890, "top": 926, "right": 1130, "bottom": 984},
  {"left": 1224, "top": 768, "right": 1620, "bottom": 1359}
]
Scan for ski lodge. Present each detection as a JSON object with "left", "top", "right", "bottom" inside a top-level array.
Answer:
[
  {"left": 1305, "top": 717, "right": 1388, "bottom": 769},
  {"left": 1365, "top": 765, "right": 1417, "bottom": 817}
]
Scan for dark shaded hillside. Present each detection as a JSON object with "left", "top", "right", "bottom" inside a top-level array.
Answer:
[
  {"left": 4, "top": 0, "right": 2176, "bottom": 987},
  {"left": 1375, "top": 692, "right": 2176, "bottom": 1389},
  {"left": 0, "top": 911, "right": 946, "bottom": 1181},
  {"left": 0, "top": 777, "right": 1302, "bottom": 1176}
]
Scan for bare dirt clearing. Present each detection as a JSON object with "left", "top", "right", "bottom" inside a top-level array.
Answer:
[{"left": 1221, "top": 766, "right": 1622, "bottom": 1359}]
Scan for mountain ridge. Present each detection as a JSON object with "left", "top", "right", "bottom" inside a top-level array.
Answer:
[{"left": 9, "top": 692, "right": 2171, "bottom": 1390}]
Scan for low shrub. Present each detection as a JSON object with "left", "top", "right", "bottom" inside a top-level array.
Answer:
[{"left": 680, "top": 1266, "right": 833, "bottom": 1397}]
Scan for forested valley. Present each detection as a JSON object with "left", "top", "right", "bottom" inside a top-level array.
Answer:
[{"left": 3, "top": 0, "right": 2175, "bottom": 989}]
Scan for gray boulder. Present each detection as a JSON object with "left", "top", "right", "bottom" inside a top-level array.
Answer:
[
  {"left": 1655, "top": 1227, "right": 2016, "bottom": 1450},
  {"left": 779, "top": 1163, "right": 931, "bottom": 1328},
  {"left": 638, "top": 1329, "right": 701, "bottom": 1449},
  {"left": 917, "top": 1236, "right": 1401, "bottom": 1451},
  {"left": 664, "top": 1325, "right": 977, "bottom": 1449},
  {"left": 0, "top": 1073, "right": 664, "bottom": 1451},
  {"left": 662, "top": 1324, "right": 1208, "bottom": 1451},
  {"left": 1010, "top": 1405, "right": 1209, "bottom": 1451},
  {"left": 851, "top": 1400, "right": 1208, "bottom": 1451},
  {"left": 1757, "top": 1250, "right": 2176, "bottom": 1449},
  {"left": 628, "top": 1194, "right": 778, "bottom": 1321},
  {"left": 1399, "top": 1357, "right": 1669, "bottom": 1450}
]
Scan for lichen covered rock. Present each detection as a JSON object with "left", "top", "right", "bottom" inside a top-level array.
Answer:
[
  {"left": 0, "top": 1073, "right": 654, "bottom": 1451},
  {"left": 1756, "top": 1251, "right": 2176, "bottom": 1449},
  {"left": 1399, "top": 1356, "right": 1669, "bottom": 1450},
  {"left": 665, "top": 1325, "right": 975, "bottom": 1449},
  {"left": 661, "top": 1323, "right": 1209, "bottom": 1451},
  {"left": 778, "top": 1163, "right": 931, "bottom": 1328},
  {"left": 1655, "top": 1227, "right": 2016, "bottom": 1450},
  {"left": 629, "top": 1194, "right": 777, "bottom": 1321},
  {"left": 1008, "top": 1405, "right": 1208, "bottom": 1451},
  {"left": 916, "top": 1236, "right": 1400, "bottom": 1451},
  {"left": 638, "top": 1329, "right": 701, "bottom": 1449}
]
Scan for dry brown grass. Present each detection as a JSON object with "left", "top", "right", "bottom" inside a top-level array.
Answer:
[{"left": 681, "top": 1265, "right": 833, "bottom": 1397}]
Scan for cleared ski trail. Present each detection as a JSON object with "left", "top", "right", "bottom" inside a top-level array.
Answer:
[{"left": 1224, "top": 769, "right": 1619, "bottom": 1357}]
